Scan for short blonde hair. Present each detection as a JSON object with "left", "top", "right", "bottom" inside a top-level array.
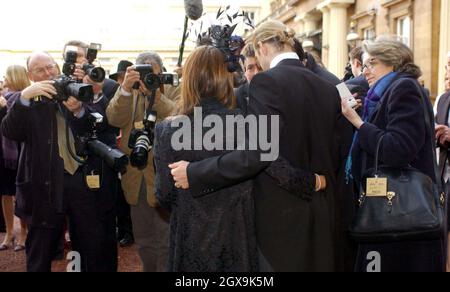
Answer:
[
  {"left": 5, "top": 65, "right": 31, "bottom": 91},
  {"left": 252, "top": 21, "right": 295, "bottom": 50},
  {"left": 363, "top": 38, "right": 422, "bottom": 78}
]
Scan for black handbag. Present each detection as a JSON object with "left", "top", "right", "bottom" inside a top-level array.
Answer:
[{"left": 349, "top": 83, "right": 446, "bottom": 243}]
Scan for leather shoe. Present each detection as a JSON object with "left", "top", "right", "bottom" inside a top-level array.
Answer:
[
  {"left": 14, "top": 245, "right": 25, "bottom": 252},
  {"left": 119, "top": 234, "right": 134, "bottom": 247}
]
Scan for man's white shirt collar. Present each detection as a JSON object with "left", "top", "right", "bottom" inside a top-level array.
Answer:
[{"left": 270, "top": 52, "right": 300, "bottom": 69}]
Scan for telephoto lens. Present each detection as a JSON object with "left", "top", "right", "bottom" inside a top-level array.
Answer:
[
  {"left": 129, "top": 133, "right": 151, "bottom": 170},
  {"left": 83, "top": 64, "right": 106, "bottom": 83},
  {"left": 87, "top": 140, "right": 129, "bottom": 173}
]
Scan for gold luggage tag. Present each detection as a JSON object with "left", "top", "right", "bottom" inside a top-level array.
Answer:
[
  {"left": 86, "top": 171, "right": 100, "bottom": 190},
  {"left": 366, "top": 177, "right": 387, "bottom": 197}
]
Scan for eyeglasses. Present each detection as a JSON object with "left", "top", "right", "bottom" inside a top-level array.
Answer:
[
  {"left": 361, "top": 58, "right": 379, "bottom": 73},
  {"left": 31, "top": 64, "right": 57, "bottom": 75}
]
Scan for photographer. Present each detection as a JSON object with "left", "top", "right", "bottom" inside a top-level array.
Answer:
[
  {"left": 69, "top": 74, "right": 121, "bottom": 271},
  {"left": 106, "top": 51, "right": 180, "bottom": 272},
  {"left": 63, "top": 40, "right": 119, "bottom": 101},
  {"left": 0, "top": 51, "right": 104, "bottom": 272}
]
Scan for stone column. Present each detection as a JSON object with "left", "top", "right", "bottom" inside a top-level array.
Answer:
[
  {"left": 294, "top": 15, "right": 305, "bottom": 35},
  {"left": 303, "top": 14, "right": 320, "bottom": 36},
  {"left": 328, "top": 3, "right": 351, "bottom": 78},
  {"left": 320, "top": 6, "right": 330, "bottom": 68},
  {"left": 318, "top": 0, "right": 354, "bottom": 78},
  {"left": 439, "top": 0, "right": 450, "bottom": 93}
]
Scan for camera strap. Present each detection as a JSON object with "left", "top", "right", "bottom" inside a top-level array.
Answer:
[{"left": 144, "top": 89, "right": 157, "bottom": 119}]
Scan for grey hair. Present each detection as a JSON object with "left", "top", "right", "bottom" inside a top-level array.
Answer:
[
  {"left": 136, "top": 51, "right": 164, "bottom": 69},
  {"left": 363, "top": 38, "right": 422, "bottom": 78}
]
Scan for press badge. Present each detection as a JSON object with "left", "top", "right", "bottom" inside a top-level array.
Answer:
[
  {"left": 134, "top": 121, "right": 145, "bottom": 130},
  {"left": 366, "top": 177, "right": 388, "bottom": 197},
  {"left": 86, "top": 173, "right": 101, "bottom": 190}
]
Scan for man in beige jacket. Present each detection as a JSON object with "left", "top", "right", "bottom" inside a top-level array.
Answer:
[{"left": 107, "top": 51, "right": 180, "bottom": 272}]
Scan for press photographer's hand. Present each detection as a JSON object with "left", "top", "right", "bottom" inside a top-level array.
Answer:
[
  {"left": 73, "top": 65, "right": 86, "bottom": 81},
  {"left": 122, "top": 66, "right": 140, "bottom": 93},
  {"left": 21, "top": 81, "right": 57, "bottom": 100},
  {"left": 63, "top": 96, "right": 83, "bottom": 115}
]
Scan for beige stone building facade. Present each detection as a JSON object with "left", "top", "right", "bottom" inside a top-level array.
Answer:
[{"left": 256, "top": 0, "right": 450, "bottom": 99}]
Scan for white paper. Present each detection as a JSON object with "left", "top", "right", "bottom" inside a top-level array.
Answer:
[{"left": 336, "top": 82, "right": 357, "bottom": 108}]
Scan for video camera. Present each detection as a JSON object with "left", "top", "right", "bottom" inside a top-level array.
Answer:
[
  {"left": 53, "top": 48, "right": 94, "bottom": 103},
  {"left": 82, "top": 43, "right": 106, "bottom": 83},
  {"left": 76, "top": 112, "right": 129, "bottom": 173},
  {"left": 128, "top": 111, "right": 157, "bottom": 170},
  {"left": 133, "top": 65, "right": 179, "bottom": 91}
]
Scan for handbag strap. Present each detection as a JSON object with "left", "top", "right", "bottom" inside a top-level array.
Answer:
[{"left": 373, "top": 135, "right": 385, "bottom": 175}]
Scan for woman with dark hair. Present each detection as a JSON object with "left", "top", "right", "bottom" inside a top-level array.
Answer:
[{"left": 342, "top": 38, "right": 445, "bottom": 272}]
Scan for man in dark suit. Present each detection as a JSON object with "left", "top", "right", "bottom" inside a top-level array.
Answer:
[
  {"left": 170, "top": 21, "right": 342, "bottom": 272},
  {"left": 435, "top": 57, "right": 450, "bottom": 271},
  {"left": 1, "top": 52, "right": 105, "bottom": 272},
  {"left": 235, "top": 44, "right": 262, "bottom": 115},
  {"left": 345, "top": 46, "right": 370, "bottom": 92}
]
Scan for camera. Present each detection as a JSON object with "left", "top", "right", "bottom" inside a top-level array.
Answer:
[
  {"left": 53, "top": 48, "right": 94, "bottom": 103},
  {"left": 133, "top": 65, "right": 179, "bottom": 91},
  {"left": 82, "top": 43, "right": 106, "bottom": 83},
  {"left": 77, "top": 113, "right": 129, "bottom": 173},
  {"left": 128, "top": 111, "right": 157, "bottom": 170}
]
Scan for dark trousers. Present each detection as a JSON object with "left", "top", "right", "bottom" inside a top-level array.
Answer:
[
  {"left": 0, "top": 198, "right": 5, "bottom": 232},
  {"left": 116, "top": 179, "right": 133, "bottom": 240},
  {"left": 69, "top": 164, "right": 118, "bottom": 272},
  {"left": 26, "top": 170, "right": 104, "bottom": 272}
]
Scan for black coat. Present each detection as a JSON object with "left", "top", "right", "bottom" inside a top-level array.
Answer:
[
  {"left": 305, "top": 53, "right": 341, "bottom": 86},
  {"left": 352, "top": 74, "right": 445, "bottom": 272},
  {"left": 346, "top": 75, "right": 370, "bottom": 92},
  {"left": 187, "top": 59, "right": 342, "bottom": 272},
  {"left": 235, "top": 82, "right": 249, "bottom": 115},
  {"left": 435, "top": 90, "right": 450, "bottom": 228},
  {"left": 1, "top": 93, "right": 94, "bottom": 227},
  {"left": 435, "top": 91, "right": 450, "bottom": 176},
  {"left": 102, "top": 78, "right": 119, "bottom": 101}
]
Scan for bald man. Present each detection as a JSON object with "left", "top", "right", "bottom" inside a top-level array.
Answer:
[{"left": 1, "top": 52, "right": 105, "bottom": 272}]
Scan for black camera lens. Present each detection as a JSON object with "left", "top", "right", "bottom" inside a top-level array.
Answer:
[
  {"left": 53, "top": 77, "right": 94, "bottom": 103},
  {"left": 82, "top": 64, "right": 106, "bottom": 83},
  {"left": 144, "top": 74, "right": 161, "bottom": 91},
  {"left": 130, "top": 134, "right": 151, "bottom": 170},
  {"left": 67, "top": 83, "right": 94, "bottom": 103}
]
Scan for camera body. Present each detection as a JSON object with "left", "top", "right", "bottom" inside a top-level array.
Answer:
[
  {"left": 83, "top": 43, "right": 106, "bottom": 83},
  {"left": 53, "top": 49, "right": 94, "bottom": 103},
  {"left": 133, "top": 65, "right": 179, "bottom": 91},
  {"left": 128, "top": 111, "right": 157, "bottom": 170},
  {"left": 53, "top": 75, "right": 94, "bottom": 103},
  {"left": 76, "top": 112, "right": 129, "bottom": 173}
]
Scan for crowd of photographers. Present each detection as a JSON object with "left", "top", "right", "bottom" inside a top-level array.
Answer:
[{"left": 0, "top": 40, "right": 181, "bottom": 272}]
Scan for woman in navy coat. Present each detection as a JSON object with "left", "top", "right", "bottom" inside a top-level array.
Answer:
[{"left": 341, "top": 38, "right": 446, "bottom": 272}]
